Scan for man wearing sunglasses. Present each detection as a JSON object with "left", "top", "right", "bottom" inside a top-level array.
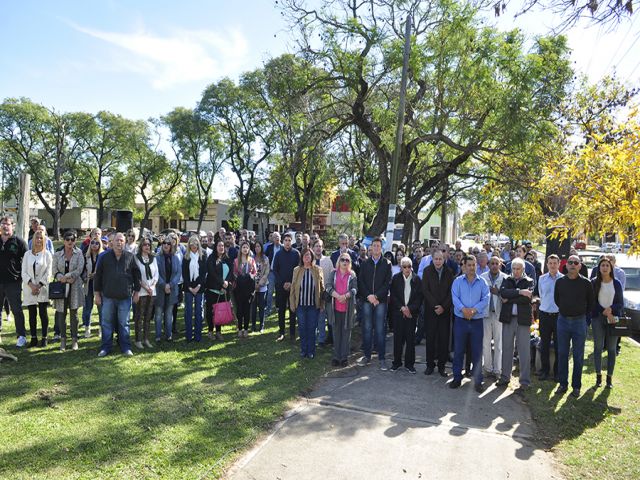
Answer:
[{"left": 553, "top": 255, "right": 594, "bottom": 398}]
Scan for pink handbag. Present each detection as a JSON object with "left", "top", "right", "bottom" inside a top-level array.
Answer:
[{"left": 213, "top": 297, "right": 235, "bottom": 326}]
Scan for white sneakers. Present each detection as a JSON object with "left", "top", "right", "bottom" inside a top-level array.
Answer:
[
  {"left": 84, "top": 326, "right": 91, "bottom": 338},
  {"left": 16, "top": 336, "right": 27, "bottom": 348},
  {"left": 98, "top": 350, "right": 108, "bottom": 357}
]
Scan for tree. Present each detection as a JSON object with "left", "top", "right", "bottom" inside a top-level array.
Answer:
[
  {"left": 199, "top": 77, "right": 274, "bottom": 229},
  {"left": 282, "top": 0, "right": 573, "bottom": 236},
  {"left": 0, "top": 98, "right": 91, "bottom": 238},
  {"left": 72, "top": 111, "right": 137, "bottom": 226},
  {"left": 162, "top": 107, "right": 225, "bottom": 232},
  {"left": 127, "top": 119, "right": 182, "bottom": 229}
]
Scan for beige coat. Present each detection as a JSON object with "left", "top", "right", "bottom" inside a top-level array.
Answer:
[
  {"left": 289, "top": 264, "right": 325, "bottom": 311},
  {"left": 52, "top": 247, "right": 85, "bottom": 312}
]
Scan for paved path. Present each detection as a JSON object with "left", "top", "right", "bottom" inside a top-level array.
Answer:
[{"left": 226, "top": 338, "right": 561, "bottom": 480}]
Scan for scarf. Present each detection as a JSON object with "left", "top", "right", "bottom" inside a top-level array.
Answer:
[{"left": 136, "top": 252, "right": 154, "bottom": 280}]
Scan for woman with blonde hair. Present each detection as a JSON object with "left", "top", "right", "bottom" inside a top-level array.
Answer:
[
  {"left": 82, "top": 231, "right": 104, "bottom": 338},
  {"left": 182, "top": 235, "right": 206, "bottom": 342},
  {"left": 22, "top": 228, "right": 53, "bottom": 347},
  {"left": 52, "top": 230, "right": 85, "bottom": 351},
  {"left": 325, "top": 252, "right": 358, "bottom": 367}
]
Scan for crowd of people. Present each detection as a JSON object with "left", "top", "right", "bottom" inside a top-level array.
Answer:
[{"left": 0, "top": 215, "right": 624, "bottom": 398}]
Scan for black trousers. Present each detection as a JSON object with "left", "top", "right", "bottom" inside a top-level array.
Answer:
[
  {"left": 392, "top": 312, "right": 416, "bottom": 368},
  {"left": 539, "top": 311, "right": 559, "bottom": 376},
  {"left": 28, "top": 303, "right": 49, "bottom": 338},
  {"left": 276, "top": 286, "right": 296, "bottom": 337},
  {"left": 205, "top": 291, "right": 223, "bottom": 334},
  {"left": 425, "top": 309, "right": 450, "bottom": 370},
  {"left": 235, "top": 291, "right": 253, "bottom": 330}
]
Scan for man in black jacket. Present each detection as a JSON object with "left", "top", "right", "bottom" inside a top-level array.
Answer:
[
  {"left": 357, "top": 237, "right": 392, "bottom": 370},
  {"left": 496, "top": 258, "right": 534, "bottom": 390},
  {"left": 390, "top": 257, "right": 423, "bottom": 373},
  {"left": 94, "top": 232, "right": 141, "bottom": 357},
  {"left": 422, "top": 250, "right": 454, "bottom": 376},
  {"left": 273, "top": 233, "right": 301, "bottom": 341},
  {"left": 0, "top": 216, "right": 28, "bottom": 347}
]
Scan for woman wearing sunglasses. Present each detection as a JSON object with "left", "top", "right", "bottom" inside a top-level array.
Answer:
[
  {"left": 134, "top": 237, "right": 159, "bottom": 348},
  {"left": 325, "top": 253, "right": 358, "bottom": 366},
  {"left": 52, "top": 230, "right": 85, "bottom": 351},
  {"left": 81, "top": 233, "right": 104, "bottom": 339}
]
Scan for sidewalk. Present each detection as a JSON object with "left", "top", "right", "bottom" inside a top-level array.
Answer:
[{"left": 226, "top": 337, "right": 561, "bottom": 480}]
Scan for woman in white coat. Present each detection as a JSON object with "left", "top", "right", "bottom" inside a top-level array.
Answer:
[{"left": 22, "top": 229, "right": 52, "bottom": 347}]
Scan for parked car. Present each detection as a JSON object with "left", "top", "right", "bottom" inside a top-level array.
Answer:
[
  {"left": 577, "top": 251, "right": 602, "bottom": 277},
  {"left": 180, "top": 230, "right": 206, "bottom": 243},
  {"left": 614, "top": 254, "right": 640, "bottom": 335},
  {"left": 462, "top": 233, "right": 478, "bottom": 240},
  {"left": 603, "top": 242, "right": 621, "bottom": 253}
]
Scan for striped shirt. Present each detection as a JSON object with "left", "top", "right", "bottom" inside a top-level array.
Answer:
[{"left": 299, "top": 268, "right": 315, "bottom": 307}]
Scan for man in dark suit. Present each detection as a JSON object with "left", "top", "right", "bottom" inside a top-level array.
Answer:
[
  {"left": 422, "top": 250, "right": 454, "bottom": 376},
  {"left": 390, "top": 256, "right": 423, "bottom": 373}
]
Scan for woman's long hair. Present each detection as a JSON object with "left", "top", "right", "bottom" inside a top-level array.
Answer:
[{"left": 594, "top": 257, "right": 614, "bottom": 299}]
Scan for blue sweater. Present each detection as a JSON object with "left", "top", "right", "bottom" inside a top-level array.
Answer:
[{"left": 273, "top": 247, "right": 301, "bottom": 288}]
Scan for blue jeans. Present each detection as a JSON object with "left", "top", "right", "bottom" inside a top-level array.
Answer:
[
  {"left": 557, "top": 314, "right": 587, "bottom": 389},
  {"left": 82, "top": 284, "right": 102, "bottom": 328},
  {"left": 592, "top": 314, "right": 617, "bottom": 376},
  {"left": 184, "top": 291, "right": 203, "bottom": 342},
  {"left": 452, "top": 316, "right": 483, "bottom": 384},
  {"left": 155, "top": 300, "right": 174, "bottom": 340},
  {"left": 265, "top": 271, "right": 276, "bottom": 315},
  {"left": 100, "top": 296, "right": 132, "bottom": 353},
  {"left": 361, "top": 301, "right": 387, "bottom": 360},
  {"left": 297, "top": 306, "right": 319, "bottom": 357},
  {"left": 317, "top": 308, "right": 327, "bottom": 344}
]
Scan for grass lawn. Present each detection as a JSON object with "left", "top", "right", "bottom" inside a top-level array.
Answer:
[
  {"left": 524, "top": 335, "right": 640, "bottom": 480},
  {"left": 0, "top": 309, "right": 331, "bottom": 479}
]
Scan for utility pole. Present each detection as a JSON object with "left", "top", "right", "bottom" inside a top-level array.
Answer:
[{"left": 384, "top": 15, "right": 412, "bottom": 252}]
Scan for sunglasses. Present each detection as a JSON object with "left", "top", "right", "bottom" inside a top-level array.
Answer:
[
  {"left": 567, "top": 260, "right": 580, "bottom": 265},
  {"left": 64, "top": 237, "right": 76, "bottom": 242},
  {"left": 141, "top": 243, "right": 151, "bottom": 247},
  {"left": 163, "top": 242, "right": 173, "bottom": 246},
  {"left": 90, "top": 241, "right": 100, "bottom": 246},
  {"left": 340, "top": 258, "right": 350, "bottom": 263}
]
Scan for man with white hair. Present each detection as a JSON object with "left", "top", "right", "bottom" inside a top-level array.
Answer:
[
  {"left": 389, "top": 257, "right": 423, "bottom": 373},
  {"left": 476, "top": 251, "right": 489, "bottom": 276},
  {"left": 480, "top": 256, "right": 507, "bottom": 379},
  {"left": 496, "top": 257, "right": 534, "bottom": 391}
]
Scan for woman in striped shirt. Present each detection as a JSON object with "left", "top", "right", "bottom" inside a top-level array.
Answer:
[{"left": 289, "top": 248, "right": 325, "bottom": 359}]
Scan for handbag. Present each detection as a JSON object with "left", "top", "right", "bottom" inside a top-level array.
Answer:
[
  {"left": 48, "top": 281, "right": 65, "bottom": 300},
  {"left": 213, "top": 293, "right": 235, "bottom": 326},
  {"left": 606, "top": 316, "right": 632, "bottom": 337}
]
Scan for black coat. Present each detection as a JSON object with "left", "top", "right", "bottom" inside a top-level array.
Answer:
[
  {"left": 358, "top": 256, "right": 392, "bottom": 302},
  {"left": 499, "top": 275, "right": 534, "bottom": 325},
  {"left": 390, "top": 272, "right": 423, "bottom": 318},
  {"left": 182, "top": 254, "right": 207, "bottom": 291},
  {"left": 204, "top": 255, "right": 235, "bottom": 293},
  {"left": 421, "top": 264, "right": 454, "bottom": 312}
]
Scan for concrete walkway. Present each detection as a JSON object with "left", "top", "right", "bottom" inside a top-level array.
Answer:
[{"left": 226, "top": 338, "right": 561, "bottom": 480}]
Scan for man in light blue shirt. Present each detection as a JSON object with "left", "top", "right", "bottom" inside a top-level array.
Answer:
[
  {"left": 536, "top": 254, "right": 563, "bottom": 381},
  {"left": 450, "top": 254, "right": 490, "bottom": 392}
]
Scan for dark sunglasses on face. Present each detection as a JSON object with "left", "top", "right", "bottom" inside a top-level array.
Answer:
[
  {"left": 340, "top": 258, "right": 350, "bottom": 263},
  {"left": 163, "top": 242, "right": 172, "bottom": 246},
  {"left": 64, "top": 237, "right": 76, "bottom": 242},
  {"left": 90, "top": 241, "right": 100, "bottom": 246},
  {"left": 567, "top": 260, "right": 580, "bottom": 265},
  {"left": 141, "top": 243, "right": 151, "bottom": 247}
]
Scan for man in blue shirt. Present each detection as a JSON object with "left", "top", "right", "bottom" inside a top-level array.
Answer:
[
  {"left": 450, "top": 255, "right": 490, "bottom": 392},
  {"left": 535, "top": 254, "right": 563, "bottom": 381}
]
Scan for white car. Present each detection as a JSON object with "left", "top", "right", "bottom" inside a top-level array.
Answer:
[{"left": 614, "top": 254, "right": 640, "bottom": 334}]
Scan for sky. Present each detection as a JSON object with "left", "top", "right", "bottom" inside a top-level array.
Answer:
[{"left": 1, "top": 1, "right": 639, "bottom": 199}]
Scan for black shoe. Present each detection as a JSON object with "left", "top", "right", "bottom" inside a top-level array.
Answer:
[
  {"left": 424, "top": 366, "right": 434, "bottom": 375},
  {"left": 538, "top": 372, "right": 549, "bottom": 381},
  {"left": 464, "top": 369, "right": 472, "bottom": 378},
  {"left": 340, "top": 360, "right": 348, "bottom": 367},
  {"left": 331, "top": 359, "right": 339, "bottom": 367},
  {"left": 606, "top": 375, "right": 613, "bottom": 389},
  {"left": 595, "top": 374, "right": 602, "bottom": 388},
  {"left": 390, "top": 364, "right": 401, "bottom": 372},
  {"left": 555, "top": 385, "right": 568, "bottom": 395},
  {"left": 29, "top": 337, "right": 38, "bottom": 348},
  {"left": 449, "top": 379, "right": 462, "bottom": 389},
  {"left": 474, "top": 383, "right": 485, "bottom": 393},
  {"left": 495, "top": 378, "right": 509, "bottom": 387},
  {"left": 438, "top": 369, "right": 448, "bottom": 378},
  {"left": 570, "top": 388, "right": 580, "bottom": 398},
  {"left": 39, "top": 338, "right": 48, "bottom": 347},
  {"left": 406, "top": 366, "right": 416, "bottom": 374}
]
